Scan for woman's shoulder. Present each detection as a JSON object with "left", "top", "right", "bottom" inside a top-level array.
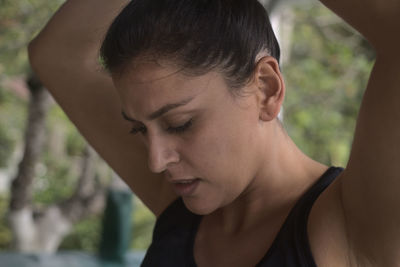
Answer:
[{"left": 307, "top": 168, "right": 360, "bottom": 266}]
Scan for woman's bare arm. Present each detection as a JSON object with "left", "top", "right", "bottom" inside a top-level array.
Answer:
[
  {"left": 320, "top": 0, "right": 400, "bottom": 50},
  {"left": 319, "top": 0, "right": 400, "bottom": 265},
  {"left": 29, "top": 0, "right": 177, "bottom": 217}
]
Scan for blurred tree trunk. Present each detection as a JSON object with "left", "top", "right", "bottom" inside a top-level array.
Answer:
[
  {"left": 9, "top": 75, "right": 50, "bottom": 212},
  {"left": 7, "top": 74, "right": 105, "bottom": 253},
  {"left": 260, "top": 0, "right": 281, "bottom": 11},
  {"left": 8, "top": 74, "right": 51, "bottom": 252},
  {"left": 260, "top": 0, "right": 297, "bottom": 66},
  {"left": 260, "top": 0, "right": 297, "bottom": 121}
]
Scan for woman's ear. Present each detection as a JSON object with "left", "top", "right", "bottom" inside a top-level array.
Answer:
[{"left": 253, "top": 56, "right": 285, "bottom": 122}]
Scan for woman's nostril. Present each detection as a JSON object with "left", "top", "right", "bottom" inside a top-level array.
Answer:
[{"left": 147, "top": 141, "right": 180, "bottom": 173}]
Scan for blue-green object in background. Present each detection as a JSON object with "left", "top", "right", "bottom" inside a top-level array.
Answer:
[
  {"left": 98, "top": 188, "right": 133, "bottom": 265},
  {"left": 0, "top": 251, "right": 145, "bottom": 267}
]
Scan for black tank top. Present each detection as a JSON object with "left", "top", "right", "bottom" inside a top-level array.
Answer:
[{"left": 141, "top": 167, "right": 343, "bottom": 267}]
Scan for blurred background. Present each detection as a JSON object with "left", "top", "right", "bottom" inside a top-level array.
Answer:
[{"left": 0, "top": 0, "right": 374, "bottom": 266}]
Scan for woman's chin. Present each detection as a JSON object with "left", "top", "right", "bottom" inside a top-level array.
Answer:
[{"left": 182, "top": 197, "right": 219, "bottom": 216}]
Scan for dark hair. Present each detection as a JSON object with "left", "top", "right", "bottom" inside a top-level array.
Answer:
[{"left": 100, "top": 0, "right": 280, "bottom": 89}]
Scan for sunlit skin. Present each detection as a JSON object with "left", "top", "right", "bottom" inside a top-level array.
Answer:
[{"left": 112, "top": 57, "right": 328, "bottom": 236}]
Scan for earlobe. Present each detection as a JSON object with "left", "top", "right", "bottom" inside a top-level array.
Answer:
[{"left": 254, "top": 56, "right": 285, "bottom": 122}]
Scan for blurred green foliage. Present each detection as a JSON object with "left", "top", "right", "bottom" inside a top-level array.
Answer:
[
  {"left": 0, "top": 196, "right": 12, "bottom": 250},
  {"left": 0, "top": 124, "right": 15, "bottom": 168},
  {"left": 0, "top": 86, "right": 25, "bottom": 168},
  {"left": 283, "top": 4, "right": 374, "bottom": 166},
  {"left": 59, "top": 214, "right": 103, "bottom": 252},
  {"left": 130, "top": 199, "right": 155, "bottom": 250},
  {"left": 0, "top": 0, "right": 374, "bottom": 255},
  {"left": 0, "top": 0, "right": 64, "bottom": 75},
  {"left": 33, "top": 106, "right": 86, "bottom": 204}
]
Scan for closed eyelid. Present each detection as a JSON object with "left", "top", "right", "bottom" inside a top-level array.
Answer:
[{"left": 147, "top": 97, "right": 195, "bottom": 120}]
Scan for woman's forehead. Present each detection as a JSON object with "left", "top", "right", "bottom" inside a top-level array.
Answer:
[
  {"left": 113, "top": 60, "right": 179, "bottom": 83},
  {"left": 112, "top": 62, "right": 229, "bottom": 119},
  {"left": 114, "top": 61, "right": 231, "bottom": 100}
]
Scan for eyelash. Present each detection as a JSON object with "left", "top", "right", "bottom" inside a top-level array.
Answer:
[
  {"left": 129, "top": 126, "right": 147, "bottom": 135},
  {"left": 129, "top": 119, "right": 193, "bottom": 135}
]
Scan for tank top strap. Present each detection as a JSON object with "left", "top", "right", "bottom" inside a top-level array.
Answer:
[{"left": 257, "top": 166, "right": 344, "bottom": 266}]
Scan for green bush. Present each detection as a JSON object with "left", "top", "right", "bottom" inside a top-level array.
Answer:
[
  {"left": 59, "top": 214, "right": 103, "bottom": 252},
  {"left": 0, "top": 125, "right": 15, "bottom": 168},
  {"left": 0, "top": 195, "right": 12, "bottom": 250}
]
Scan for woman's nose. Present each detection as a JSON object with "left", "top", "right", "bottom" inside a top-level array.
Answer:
[{"left": 147, "top": 134, "right": 179, "bottom": 173}]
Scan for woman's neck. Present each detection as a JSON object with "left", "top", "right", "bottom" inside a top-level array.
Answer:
[{"left": 208, "top": 127, "right": 329, "bottom": 235}]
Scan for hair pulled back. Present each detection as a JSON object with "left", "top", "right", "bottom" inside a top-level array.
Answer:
[{"left": 100, "top": 0, "right": 280, "bottom": 89}]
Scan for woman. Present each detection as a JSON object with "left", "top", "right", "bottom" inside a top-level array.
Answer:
[{"left": 28, "top": 0, "right": 400, "bottom": 266}]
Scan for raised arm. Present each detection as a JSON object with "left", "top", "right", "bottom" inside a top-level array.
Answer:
[
  {"left": 29, "top": 0, "right": 177, "bottom": 216},
  {"left": 318, "top": 0, "right": 400, "bottom": 265},
  {"left": 319, "top": 0, "right": 400, "bottom": 51}
]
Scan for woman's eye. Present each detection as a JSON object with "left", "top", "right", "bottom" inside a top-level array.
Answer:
[
  {"left": 130, "top": 125, "right": 147, "bottom": 135},
  {"left": 166, "top": 119, "right": 193, "bottom": 134},
  {"left": 128, "top": 119, "right": 193, "bottom": 135}
]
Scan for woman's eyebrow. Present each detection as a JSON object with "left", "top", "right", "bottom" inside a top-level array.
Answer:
[
  {"left": 121, "top": 110, "right": 138, "bottom": 122},
  {"left": 121, "top": 96, "right": 195, "bottom": 122}
]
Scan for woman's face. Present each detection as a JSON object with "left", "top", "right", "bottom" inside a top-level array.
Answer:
[{"left": 113, "top": 61, "right": 265, "bottom": 215}]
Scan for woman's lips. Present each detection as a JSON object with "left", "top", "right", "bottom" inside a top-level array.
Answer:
[{"left": 171, "top": 178, "right": 200, "bottom": 197}]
